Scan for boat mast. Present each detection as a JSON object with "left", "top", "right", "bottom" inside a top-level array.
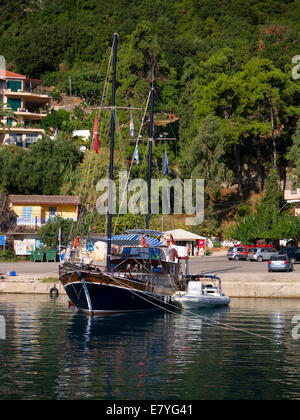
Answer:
[
  {"left": 146, "top": 77, "right": 155, "bottom": 229},
  {"left": 107, "top": 32, "right": 118, "bottom": 272}
]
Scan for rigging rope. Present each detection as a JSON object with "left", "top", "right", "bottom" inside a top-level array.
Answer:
[
  {"left": 67, "top": 44, "right": 114, "bottom": 247},
  {"left": 113, "top": 89, "right": 152, "bottom": 234},
  {"left": 103, "top": 271, "right": 279, "bottom": 344}
]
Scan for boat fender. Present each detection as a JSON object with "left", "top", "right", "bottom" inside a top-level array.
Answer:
[
  {"left": 49, "top": 287, "right": 59, "bottom": 298},
  {"left": 73, "top": 236, "right": 79, "bottom": 248},
  {"left": 140, "top": 236, "right": 147, "bottom": 248}
]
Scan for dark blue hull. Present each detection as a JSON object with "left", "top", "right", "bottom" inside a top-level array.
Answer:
[{"left": 64, "top": 281, "right": 170, "bottom": 314}]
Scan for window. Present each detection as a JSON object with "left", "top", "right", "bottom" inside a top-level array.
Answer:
[
  {"left": 8, "top": 134, "right": 23, "bottom": 146},
  {"left": 25, "top": 133, "right": 38, "bottom": 147},
  {"left": 22, "top": 207, "right": 32, "bottom": 222},
  {"left": 49, "top": 207, "right": 57, "bottom": 219},
  {"left": 7, "top": 97, "right": 21, "bottom": 112},
  {"left": 7, "top": 80, "right": 22, "bottom": 92}
]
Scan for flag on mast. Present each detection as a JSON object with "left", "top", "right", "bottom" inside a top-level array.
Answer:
[
  {"left": 134, "top": 144, "right": 139, "bottom": 165},
  {"left": 93, "top": 113, "right": 99, "bottom": 154},
  {"left": 163, "top": 149, "right": 168, "bottom": 176},
  {"left": 129, "top": 110, "right": 135, "bottom": 138}
]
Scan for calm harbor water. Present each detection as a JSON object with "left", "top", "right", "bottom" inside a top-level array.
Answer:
[{"left": 0, "top": 294, "right": 300, "bottom": 400}]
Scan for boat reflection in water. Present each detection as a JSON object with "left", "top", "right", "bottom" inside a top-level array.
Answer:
[{"left": 62, "top": 306, "right": 230, "bottom": 399}]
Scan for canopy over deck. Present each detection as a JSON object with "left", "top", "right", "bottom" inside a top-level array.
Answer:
[{"left": 98, "top": 234, "right": 163, "bottom": 247}]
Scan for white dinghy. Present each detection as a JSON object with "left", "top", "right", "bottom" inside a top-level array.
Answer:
[{"left": 172, "top": 275, "right": 230, "bottom": 309}]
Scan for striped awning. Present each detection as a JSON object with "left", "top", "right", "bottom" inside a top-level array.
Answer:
[
  {"left": 99, "top": 234, "right": 163, "bottom": 247},
  {"left": 126, "top": 229, "right": 164, "bottom": 236}
]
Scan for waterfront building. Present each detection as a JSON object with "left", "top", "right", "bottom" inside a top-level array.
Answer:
[
  {"left": 0, "top": 70, "right": 50, "bottom": 147},
  {"left": 163, "top": 228, "right": 206, "bottom": 256},
  {"left": 9, "top": 195, "right": 80, "bottom": 228},
  {"left": 284, "top": 188, "right": 300, "bottom": 216}
]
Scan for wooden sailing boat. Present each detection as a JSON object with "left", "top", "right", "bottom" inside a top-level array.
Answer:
[{"left": 59, "top": 33, "right": 187, "bottom": 314}]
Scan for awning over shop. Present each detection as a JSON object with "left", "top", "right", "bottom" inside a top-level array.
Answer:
[{"left": 164, "top": 229, "right": 206, "bottom": 242}]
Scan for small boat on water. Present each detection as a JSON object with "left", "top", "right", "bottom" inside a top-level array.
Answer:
[
  {"left": 59, "top": 231, "right": 189, "bottom": 314},
  {"left": 171, "top": 274, "right": 230, "bottom": 309}
]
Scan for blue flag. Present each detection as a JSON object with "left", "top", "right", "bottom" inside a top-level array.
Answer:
[
  {"left": 163, "top": 149, "right": 168, "bottom": 176},
  {"left": 134, "top": 144, "right": 139, "bottom": 165}
]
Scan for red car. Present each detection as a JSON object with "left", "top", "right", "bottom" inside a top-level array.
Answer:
[{"left": 236, "top": 245, "right": 255, "bottom": 261}]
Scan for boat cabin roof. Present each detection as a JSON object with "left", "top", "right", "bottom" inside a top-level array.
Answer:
[{"left": 118, "top": 246, "right": 164, "bottom": 260}]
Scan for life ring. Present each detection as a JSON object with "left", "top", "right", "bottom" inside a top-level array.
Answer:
[
  {"left": 170, "top": 248, "right": 178, "bottom": 262},
  {"left": 73, "top": 236, "right": 79, "bottom": 248},
  {"left": 140, "top": 236, "right": 147, "bottom": 248},
  {"left": 49, "top": 287, "right": 59, "bottom": 298}
]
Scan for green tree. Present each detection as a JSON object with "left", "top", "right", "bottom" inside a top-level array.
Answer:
[
  {"left": 227, "top": 170, "right": 291, "bottom": 243},
  {"left": 38, "top": 217, "right": 76, "bottom": 248},
  {"left": 17, "top": 136, "right": 82, "bottom": 195},
  {"left": 287, "top": 119, "right": 300, "bottom": 187},
  {"left": 180, "top": 114, "right": 234, "bottom": 199},
  {"left": 41, "top": 109, "right": 71, "bottom": 133},
  {"left": 238, "top": 58, "right": 300, "bottom": 175},
  {"left": 0, "top": 101, "right": 16, "bottom": 127},
  {"left": 0, "top": 145, "right": 26, "bottom": 193},
  {"left": 0, "top": 189, "right": 15, "bottom": 233}
]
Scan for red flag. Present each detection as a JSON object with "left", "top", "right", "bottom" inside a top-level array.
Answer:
[
  {"left": 93, "top": 113, "right": 99, "bottom": 154},
  {"left": 170, "top": 234, "right": 175, "bottom": 245}
]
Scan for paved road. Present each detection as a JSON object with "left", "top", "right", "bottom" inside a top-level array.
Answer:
[
  {"left": 188, "top": 256, "right": 280, "bottom": 275},
  {"left": 1, "top": 256, "right": 297, "bottom": 277},
  {"left": 189, "top": 255, "right": 299, "bottom": 282},
  {"left": 0, "top": 262, "right": 59, "bottom": 279}
]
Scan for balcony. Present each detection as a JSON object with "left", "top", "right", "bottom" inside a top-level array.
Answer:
[
  {"left": 3, "top": 89, "right": 50, "bottom": 104},
  {"left": 0, "top": 122, "right": 44, "bottom": 133},
  {"left": 284, "top": 188, "right": 300, "bottom": 216},
  {"left": 15, "top": 216, "right": 77, "bottom": 228},
  {"left": 16, "top": 217, "right": 44, "bottom": 228},
  {"left": 16, "top": 108, "right": 47, "bottom": 120},
  {"left": 284, "top": 188, "right": 300, "bottom": 202}
]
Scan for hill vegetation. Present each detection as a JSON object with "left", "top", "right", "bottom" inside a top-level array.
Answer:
[{"left": 0, "top": 0, "right": 300, "bottom": 240}]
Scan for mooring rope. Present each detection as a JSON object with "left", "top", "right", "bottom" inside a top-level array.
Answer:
[{"left": 102, "top": 272, "right": 279, "bottom": 343}]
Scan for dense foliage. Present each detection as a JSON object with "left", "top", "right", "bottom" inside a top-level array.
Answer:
[
  {"left": 0, "top": 138, "right": 82, "bottom": 195},
  {"left": 227, "top": 170, "right": 300, "bottom": 242},
  {"left": 1, "top": 0, "right": 300, "bottom": 239}
]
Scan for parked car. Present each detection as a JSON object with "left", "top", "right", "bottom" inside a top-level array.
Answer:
[
  {"left": 248, "top": 247, "right": 278, "bottom": 262},
  {"left": 247, "top": 248, "right": 258, "bottom": 260},
  {"left": 227, "top": 246, "right": 247, "bottom": 261},
  {"left": 268, "top": 255, "right": 293, "bottom": 272},
  {"left": 280, "top": 247, "right": 300, "bottom": 264},
  {"left": 238, "top": 245, "right": 256, "bottom": 260}
]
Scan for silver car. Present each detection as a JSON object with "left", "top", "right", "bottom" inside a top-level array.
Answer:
[
  {"left": 248, "top": 247, "right": 278, "bottom": 262},
  {"left": 227, "top": 247, "right": 246, "bottom": 261},
  {"left": 268, "top": 255, "right": 293, "bottom": 272}
]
